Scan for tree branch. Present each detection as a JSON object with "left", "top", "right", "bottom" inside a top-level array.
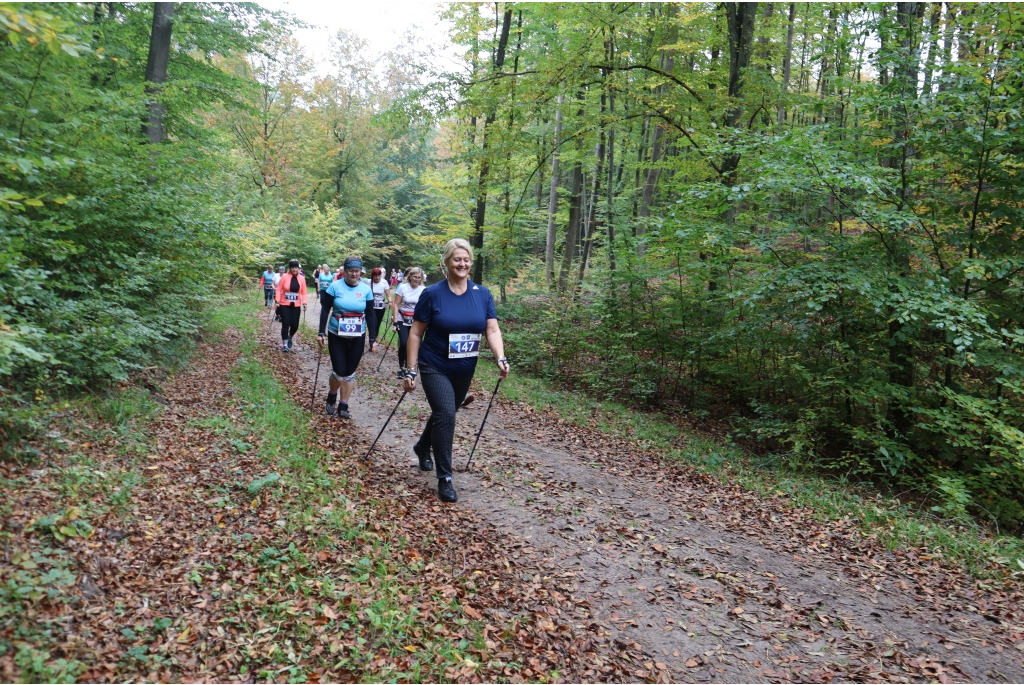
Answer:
[{"left": 591, "top": 63, "right": 704, "bottom": 103}]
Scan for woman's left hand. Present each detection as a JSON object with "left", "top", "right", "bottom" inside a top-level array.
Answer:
[{"left": 497, "top": 358, "right": 510, "bottom": 381}]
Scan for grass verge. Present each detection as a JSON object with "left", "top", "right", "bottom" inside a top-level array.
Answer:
[
  {"left": 205, "top": 297, "right": 488, "bottom": 682},
  {"left": 2, "top": 294, "right": 492, "bottom": 683}
]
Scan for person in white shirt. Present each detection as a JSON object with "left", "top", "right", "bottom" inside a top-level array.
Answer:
[
  {"left": 367, "top": 267, "right": 391, "bottom": 352},
  {"left": 391, "top": 267, "right": 425, "bottom": 372}
]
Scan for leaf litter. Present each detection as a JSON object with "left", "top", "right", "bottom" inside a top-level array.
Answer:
[
  {"left": 291, "top": 307, "right": 1023, "bottom": 683},
  {"left": 1, "top": 322, "right": 636, "bottom": 683},
  {"left": 2, "top": 304, "right": 1022, "bottom": 683}
]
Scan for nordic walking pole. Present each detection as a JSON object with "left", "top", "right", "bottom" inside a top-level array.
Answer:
[
  {"left": 266, "top": 301, "right": 276, "bottom": 338},
  {"left": 375, "top": 318, "right": 397, "bottom": 373},
  {"left": 364, "top": 388, "right": 408, "bottom": 461},
  {"left": 375, "top": 328, "right": 394, "bottom": 372},
  {"left": 309, "top": 340, "right": 324, "bottom": 412},
  {"left": 463, "top": 378, "right": 502, "bottom": 472}
]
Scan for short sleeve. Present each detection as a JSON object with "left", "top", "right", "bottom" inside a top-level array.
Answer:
[
  {"left": 413, "top": 288, "right": 433, "bottom": 323},
  {"left": 484, "top": 288, "right": 497, "bottom": 320}
]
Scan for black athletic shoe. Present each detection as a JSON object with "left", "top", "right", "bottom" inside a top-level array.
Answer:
[
  {"left": 337, "top": 407, "right": 351, "bottom": 420},
  {"left": 325, "top": 401, "right": 337, "bottom": 416},
  {"left": 413, "top": 442, "right": 433, "bottom": 472},
  {"left": 460, "top": 394, "right": 475, "bottom": 409},
  {"left": 286, "top": 337, "right": 293, "bottom": 350},
  {"left": 438, "top": 477, "right": 457, "bottom": 503}
]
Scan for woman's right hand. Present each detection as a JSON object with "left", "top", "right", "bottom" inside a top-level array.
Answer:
[
  {"left": 317, "top": 334, "right": 325, "bottom": 348},
  {"left": 402, "top": 375, "right": 416, "bottom": 392}
]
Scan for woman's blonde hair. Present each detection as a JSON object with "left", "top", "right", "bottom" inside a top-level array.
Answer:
[
  {"left": 404, "top": 266, "right": 425, "bottom": 283},
  {"left": 441, "top": 238, "right": 473, "bottom": 270}
]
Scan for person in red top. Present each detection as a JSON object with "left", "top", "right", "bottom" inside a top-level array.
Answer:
[{"left": 275, "top": 259, "right": 308, "bottom": 351}]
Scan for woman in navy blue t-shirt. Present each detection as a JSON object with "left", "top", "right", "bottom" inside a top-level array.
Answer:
[{"left": 401, "top": 238, "right": 509, "bottom": 502}]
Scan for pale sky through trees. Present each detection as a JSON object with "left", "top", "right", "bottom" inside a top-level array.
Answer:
[{"left": 258, "top": 0, "right": 456, "bottom": 75}]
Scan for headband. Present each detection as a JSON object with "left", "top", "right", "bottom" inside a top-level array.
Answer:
[{"left": 343, "top": 258, "right": 363, "bottom": 270}]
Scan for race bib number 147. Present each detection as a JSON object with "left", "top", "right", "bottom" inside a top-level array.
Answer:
[{"left": 448, "top": 333, "right": 481, "bottom": 359}]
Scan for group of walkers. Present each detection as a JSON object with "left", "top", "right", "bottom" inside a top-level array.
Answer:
[{"left": 257, "top": 239, "right": 509, "bottom": 502}]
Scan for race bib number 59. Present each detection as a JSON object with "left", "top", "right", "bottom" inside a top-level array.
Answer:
[{"left": 448, "top": 333, "right": 481, "bottom": 359}]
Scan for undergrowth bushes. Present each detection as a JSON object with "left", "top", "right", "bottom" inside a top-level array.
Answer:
[
  {"left": 499, "top": 234, "right": 1024, "bottom": 535},
  {"left": 0, "top": 5, "right": 274, "bottom": 457}
]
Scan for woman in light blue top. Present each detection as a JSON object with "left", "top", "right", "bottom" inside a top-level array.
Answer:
[
  {"left": 260, "top": 266, "right": 275, "bottom": 307},
  {"left": 316, "top": 255, "right": 373, "bottom": 419}
]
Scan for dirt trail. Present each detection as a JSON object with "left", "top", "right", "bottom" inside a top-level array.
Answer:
[{"left": 286, "top": 306, "right": 1023, "bottom": 683}]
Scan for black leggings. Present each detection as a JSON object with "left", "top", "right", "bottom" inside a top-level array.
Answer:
[
  {"left": 365, "top": 307, "right": 377, "bottom": 347},
  {"left": 416, "top": 367, "right": 473, "bottom": 480},
  {"left": 396, "top": 323, "right": 412, "bottom": 369},
  {"left": 280, "top": 305, "right": 300, "bottom": 340},
  {"left": 327, "top": 333, "right": 364, "bottom": 380},
  {"left": 317, "top": 291, "right": 333, "bottom": 333},
  {"left": 367, "top": 307, "right": 387, "bottom": 346}
]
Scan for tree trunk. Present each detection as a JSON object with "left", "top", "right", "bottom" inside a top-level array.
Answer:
[
  {"left": 797, "top": 7, "right": 810, "bottom": 92},
  {"left": 885, "top": 2, "right": 922, "bottom": 441},
  {"left": 777, "top": 3, "right": 796, "bottom": 124},
  {"left": 536, "top": 136, "right": 545, "bottom": 210},
  {"left": 722, "top": 2, "right": 757, "bottom": 176},
  {"left": 890, "top": 2, "right": 922, "bottom": 186},
  {"left": 558, "top": 161, "right": 584, "bottom": 293},
  {"left": 921, "top": 2, "right": 941, "bottom": 94},
  {"left": 938, "top": 2, "right": 955, "bottom": 92},
  {"left": 496, "top": 8, "right": 523, "bottom": 304},
  {"left": 545, "top": 94, "right": 565, "bottom": 289},
  {"left": 637, "top": 118, "right": 664, "bottom": 222},
  {"left": 632, "top": 118, "right": 650, "bottom": 222},
  {"left": 91, "top": 3, "right": 105, "bottom": 87},
  {"left": 143, "top": 2, "right": 174, "bottom": 144},
  {"left": 956, "top": 5, "right": 973, "bottom": 63},
  {"left": 606, "top": 36, "right": 617, "bottom": 271},
  {"left": 471, "top": 129, "right": 491, "bottom": 280},
  {"left": 758, "top": 3, "right": 773, "bottom": 62},
  {"left": 471, "top": 8, "right": 513, "bottom": 285},
  {"left": 578, "top": 110, "right": 606, "bottom": 283},
  {"left": 636, "top": 6, "right": 679, "bottom": 250}
]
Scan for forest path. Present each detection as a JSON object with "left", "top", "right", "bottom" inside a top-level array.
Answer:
[{"left": 288, "top": 304, "right": 1023, "bottom": 683}]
